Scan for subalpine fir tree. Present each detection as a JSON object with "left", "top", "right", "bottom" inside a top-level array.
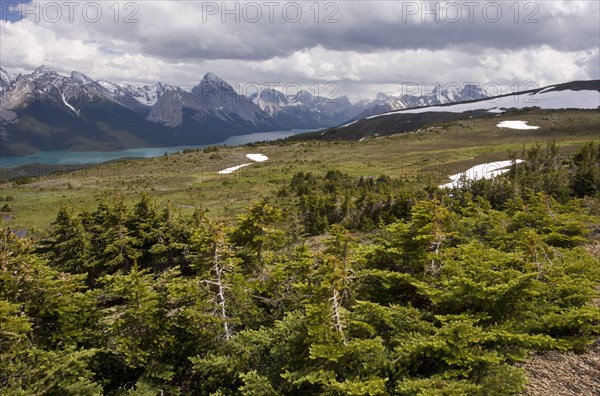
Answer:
[
  {"left": 231, "top": 198, "right": 284, "bottom": 267},
  {"left": 572, "top": 141, "right": 600, "bottom": 197},
  {"left": 0, "top": 222, "right": 102, "bottom": 394},
  {"left": 191, "top": 212, "right": 253, "bottom": 339},
  {"left": 99, "top": 265, "right": 178, "bottom": 392},
  {"left": 89, "top": 195, "right": 141, "bottom": 278},
  {"left": 38, "top": 204, "right": 91, "bottom": 275}
]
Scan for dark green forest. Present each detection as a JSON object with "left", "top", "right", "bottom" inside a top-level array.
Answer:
[{"left": 1, "top": 142, "right": 599, "bottom": 395}]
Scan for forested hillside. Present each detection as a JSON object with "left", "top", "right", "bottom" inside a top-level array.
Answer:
[{"left": 1, "top": 142, "right": 599, "bottom": 395}]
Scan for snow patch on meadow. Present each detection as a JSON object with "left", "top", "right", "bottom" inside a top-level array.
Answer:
[
  {"left": 246, "top": 153, "right": 269, "bottom": 162},
  {"left": 440, "top": 160, "right": 524, "bottom": 189},
  {"left": 497, "top": 120, "right": 540, "bottom": 130},
  {"left": 218, "top": 163, "right": 252, "bottom": 174},
  {"left": 217, "top": 153, "right": 269, "bottom": 174}
]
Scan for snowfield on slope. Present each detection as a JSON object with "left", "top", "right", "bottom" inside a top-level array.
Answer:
[
  {"left": 440, "top": 160, "right": 524, "bottom": 189},
  {"left": 367, "top": 89, "right": 600, "bottom": 120},
  {"left": 497, "top": 120, "right": 540, "bottom": 130}
]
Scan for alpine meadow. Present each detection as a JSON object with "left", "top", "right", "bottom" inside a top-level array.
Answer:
[{"left": 1, "top": 1, "right": 599, "bottom": 395}]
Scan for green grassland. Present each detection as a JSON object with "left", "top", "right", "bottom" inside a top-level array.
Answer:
[{"left": 1, "top": 109, "right": 598, "bottom": 230}]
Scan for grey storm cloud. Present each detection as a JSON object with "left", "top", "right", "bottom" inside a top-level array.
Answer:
[
  {"left": 130, "top": 1, "right": 600, "bottom": 61},
  {"left": 1, "top": 0, "right": 598, "bottom": 99}
]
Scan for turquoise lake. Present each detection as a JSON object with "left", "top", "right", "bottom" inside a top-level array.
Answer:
[{"left": 0, "top": 129, "right": 313, "bottom": 167}]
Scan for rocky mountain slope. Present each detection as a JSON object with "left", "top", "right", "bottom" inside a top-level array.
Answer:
[
  {"left": 250, "top": 88, "right": 360, "bottom": 128},
  {"left": 97, "top": 80, "right": 182, "bottom": 115},
  {"left": 0, "top": 67, "right": 16, "bottom": 95}
]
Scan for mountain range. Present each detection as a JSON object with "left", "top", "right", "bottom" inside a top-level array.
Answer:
[
  {"left": 350, "top": 84, "right": 488, "bottom": 121},
  {"left": 0, "top": 66, "right": 281, "bottom": 155},
  {"left": 0, "top": 65, "right": 501, "bottom": 156}
]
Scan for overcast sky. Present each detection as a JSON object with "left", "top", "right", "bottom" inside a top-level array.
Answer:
[{"left": 1, "top": 0, "right": 598, "bottom": 101}]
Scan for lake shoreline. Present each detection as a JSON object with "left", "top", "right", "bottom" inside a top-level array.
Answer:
[{"left": 0, "top": 129, "right": 315, "bottom": 168}]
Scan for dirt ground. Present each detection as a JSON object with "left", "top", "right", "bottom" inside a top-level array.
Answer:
[{"left": 521, "top": 339, "right": 600, "bottom": 396}]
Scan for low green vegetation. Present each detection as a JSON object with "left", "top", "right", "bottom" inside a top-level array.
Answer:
[{"left": 1, "top": 136, "right": 599, "bottom": 394}]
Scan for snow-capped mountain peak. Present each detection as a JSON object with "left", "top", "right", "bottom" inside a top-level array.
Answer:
[
  {"left": 250, "top": 88, "right": 291, "bottom": 116},
  {"left": 31, "top": 65, "right": 53, "bottom": 78},
  {"left": 97, "top": 79, "right": 120, "bottom": 92},
  {"left": 190, "top": 72, "right": 235, "bottom": 96},
  {"left": 460, "top": 84, "right": 487, "bottom": 101},
  {"left": 254, "top": 88, "right": 289, "bottom": 105},
  {"left": 291, "top": 90, "right": 316, "bottom": 106},
  {"left": 0, "top": 67, "right": 16, "bottom": 95},
  {"left": 96, "top": 80, "right": 181, "bottom": 110},
  {"left": 202, "top": 72, "right": 223, "bottom": 83},
  {"left": 70, "top": 71, "right": 95, "bottom": 85},
  {"left": 0, "top": 67, "right": 14, "bottom": 84},
  {"left": 376, "top": 92, "right": 389, "bottom": 101}
]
